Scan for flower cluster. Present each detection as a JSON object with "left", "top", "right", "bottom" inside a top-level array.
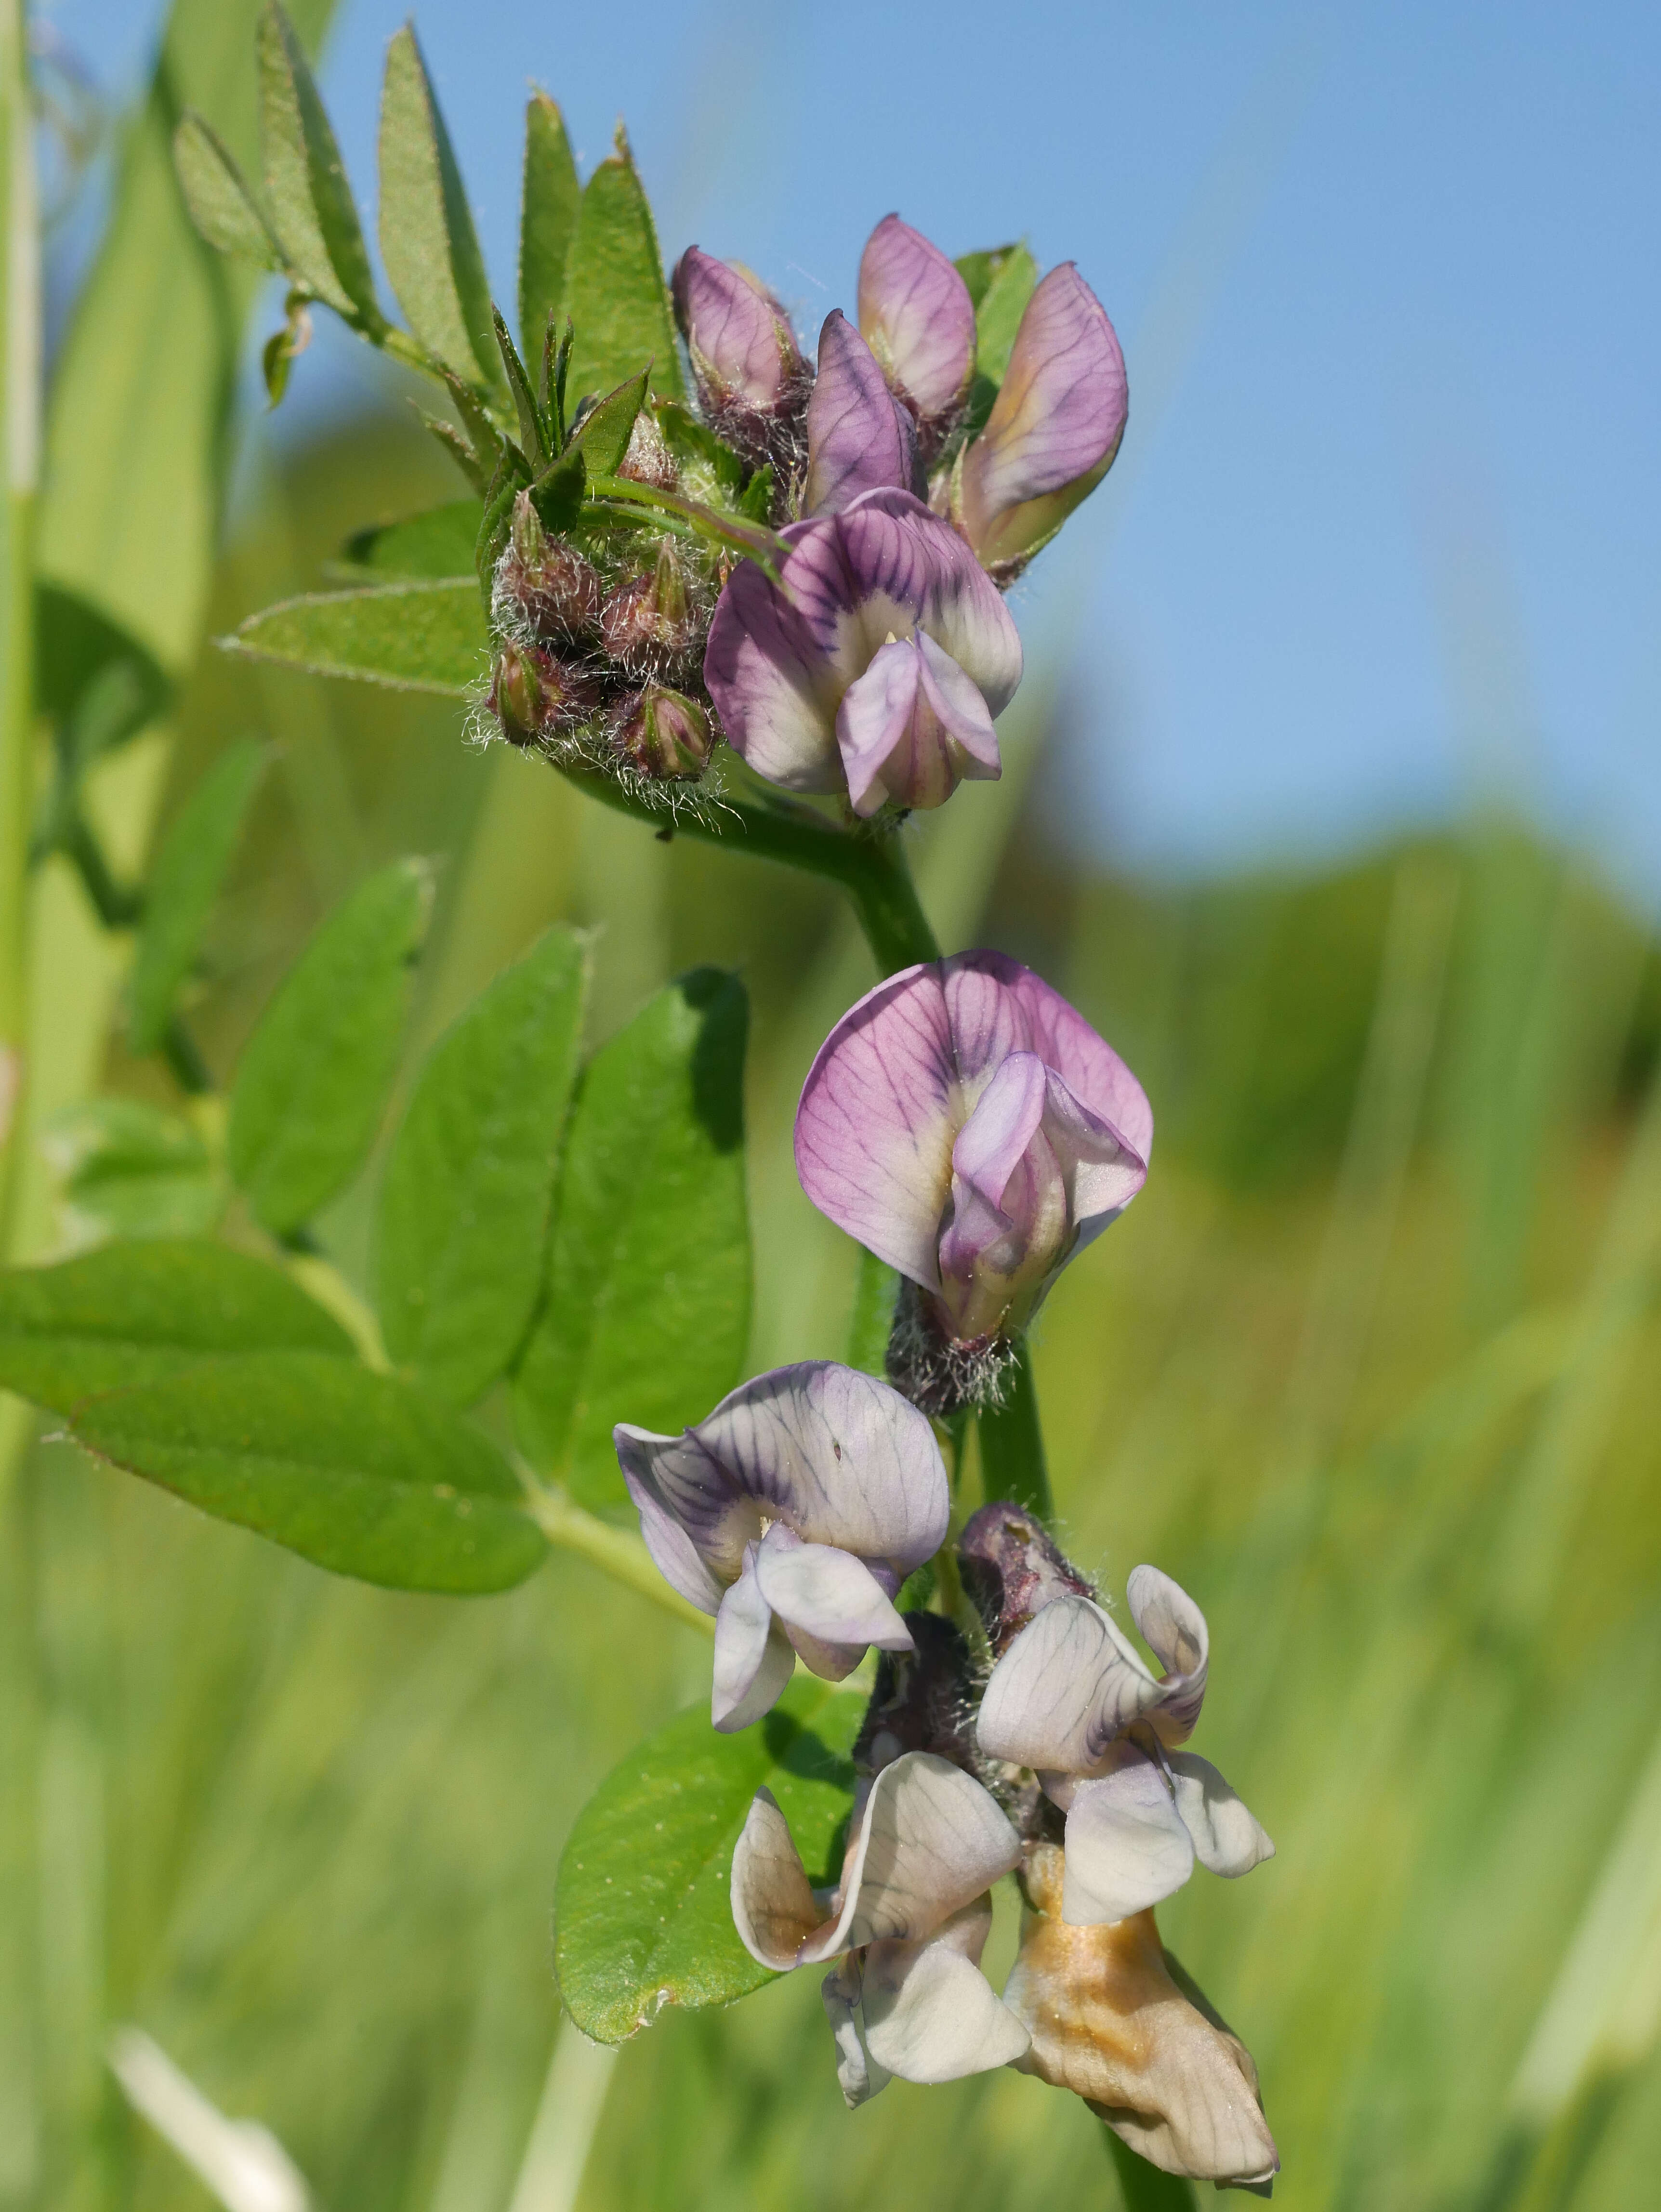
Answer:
[
  {"left": 612, "top": 966, "right": 1276, "bottom": 2191},
  {"left": 488, "top": 213, "right": 1126, "bottom": 816}
]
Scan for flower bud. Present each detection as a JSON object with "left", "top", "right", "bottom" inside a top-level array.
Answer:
[
  {"left": 672, "top": 247, "right": 807, "bottom": 465},
  {"left": 956, "top": 264, "right": 1127, "bottom": 576},
  {"left": 612, "top": 685, "right": 714, "bottom": 781},
  {"left": 956, "top": 1501, "right": 1096, "bottom": 1655},
  {"left": 488, "top": 643, "right": 597, "bottom": 746},
  {"left": 494, "top": 491, "right": 603, "bottom": 642},
  {"left": 857, "top": 214, "right": 976, "bottom": 453},
  {"left": 599, "top": 540, "right": 701, "bottom": 677}
]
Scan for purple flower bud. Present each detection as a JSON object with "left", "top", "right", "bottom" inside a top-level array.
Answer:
[
  {"left": 672, "top": 247, "right": 807, "bottom": 463},
  {"left": 956, "top": 263, "right": 1127, "bottom": 574},
  {"left": 857, "top": 214, "right": 976, "bottom": 448},
  {"left": 488, "top": 643, "right": 599, "bottom": 746},
  {"left": 494, "top": 491, "right": 603, "bottom": 643},
  {"left": 956, "top": 1500, "right": 1096, "bottom": 1655},
  {"left": 611, "top": 685, "right": 713, "bottom": 780},
  {"left": 599, "top": 540, "right": 701, "bottom": 679},
  {"left": 703, "top": 486, "right": 1019, "bottom": 808},
  {"left": 794, "top": 952, "right": 1151, "bottom": 1344},
  {"left": 803, "top": 312, "right": 920, "bottom": 518}
]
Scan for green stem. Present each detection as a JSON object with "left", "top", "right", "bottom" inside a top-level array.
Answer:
[
  {"left": 976, "top": 1334, "right": 1053, "bottom": 1522},
  {"left": 525, "top": 1482, "right": 715, "bottom": 1636},
  {"left": 556, "top": 761, "right": 940, "bottom": 972},
  {"left": 1102, "top": 2131, "right": 1199, "bottom": 2211},
  {"left": 0, "top": 0, "right": 38, "bottom": 1260}
]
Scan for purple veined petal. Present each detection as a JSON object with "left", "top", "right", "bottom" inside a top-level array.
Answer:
[
  {"left": 976, "top": 1594, "right": 1164, "bottom": 1772},
  {"left": 857, "top": 214, "right": 976, "bottom": 425},
  {"left": 672, "top": 247, "right": 802, "bottom": 409},
  {"left": 614, "top": 1422, "right": 728, "bottom": 1613},
  {"left": 1059, "top": 1747, "right": 1197, "bottom": 1925},
  {"left": 1126, "top": 1565, "right": 1210, "bottom": 1744},
  {"left": 1166, "top": 1752, "right": 1275, "bottom": 1879},
  {"left": 958, "top": 263, "right": 1128, "bottom": 570},
  {"left": 731, "top": 1786, "right": 826, "bottom": 1970},
  {"left": 712, "top": 1546, "right": 796, "bottom": 1731},
  {"left": 753, "top": 1524, "right": 915, "bottom": 1654},
  {"left": 1035, "top": 1062, "right": 1149, "bottom": 1261},
  {"left": 798, "top": 1752, "right": 1022, "bottom": 1966},
  {"left": 803, "top": 312, "right": 919, "bottom": 517},
  {"left": 938, "top": 1052, "right": 1051, "bottom": 1272},
  {"left": 837, "top": 489, "right": 1023, "bottom": 714},
  {"left": 702, "top": 529, "right": 847, "bottom": 793},
  {"left": 858, "top": 1899, "right": 1031, "bottom": 2083},
  {"left": 820, "top": 1958, "right": 891, "bottom": 2107},
  {"left": 795, "top": 962, "right": 960, "bottom": 1290},
  {"left": 835, "top": 632, "right": 1002, "bottom": 817},
  {"left": 691, "top": 1362, "right": 949, "bottom": 1572}
]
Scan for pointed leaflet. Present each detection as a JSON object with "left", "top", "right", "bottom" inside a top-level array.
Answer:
[
  {"left": 972, "top": 244, "right": 1038, "bottom": 385},
  {"left": 519, "top": 91, "right": 580, "bottom": 363},
  {"left": 341, "top": 500, "right": 483, "bottom": 579},
  {"left": 565, "top": 128, "right": 684, "bottom": 404},
  {"left": 514, "top": 970, "right": 750, "bottom": 1509},
  {"left": 129, "top": 739, "right": 268, "bottom": 1054},
  {"left": 229, "top": 858, "right": 433, "bottom": 1237},
  {"left": 47, "top": 1100, "right": 222, "bottom": 1245},
  {"left": 224, "top": 579, "right": 487, "bottom": 695},
  {"left": 556, "top": 1676, "right": 863, "bottom": 2044},
  {"left": 375, "top": 928, "right": 589, "bottom": 1407},
  {"left": 70, "top": 1352, "right": 547, "bottom": 1595},
  {"left": 0, "top": 1240, "right": 352, "bottom": 1414},
  {"left": 172, "top": 114, "right": 284, "bottom": 270},
  {"left": 257, "top": 2, "right": 381, "bottom": 325},
  {"left": 567, "top": 370, "right": 648, "bottom": 478},
  {"left": 377, "top": 24, "right": 501, "bottom": 391}
]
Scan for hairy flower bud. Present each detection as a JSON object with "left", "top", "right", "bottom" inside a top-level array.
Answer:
[
  {"left": 612, "top": 685, "right": 714, "bottom": 781},
  {"left": 599, "top": 540, "right": 701, "bottom": 678},
  {"left": 857, "top": 214, "right": 976, "bottom": 455},
  {"left": 672, "top": 246, "right": 807, "bottom": 466},
  {"left": 488, "top": 643, "right": 597, "bottom": 746},
  {"left": 957, "top": 1501, "right": 1096, "bottom": 1655},
  {"left": 494, "top": 492, "right": 603, "bottom": 643}
]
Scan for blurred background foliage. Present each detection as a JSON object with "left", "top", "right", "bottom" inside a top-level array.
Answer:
[{"left": 3, "top": 3, "right": 1661, "bottom": 2210}]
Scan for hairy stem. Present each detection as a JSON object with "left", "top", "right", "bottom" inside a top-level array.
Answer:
[
  {"left": 976, "top": 1335, "right": 1053, "bottom": 1522},
  {"left": 1102, "top": 2131, "right": 1199, "bottom": 2211}
]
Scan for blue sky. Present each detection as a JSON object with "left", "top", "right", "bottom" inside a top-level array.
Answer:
[{"left": 43, "top": 0, "right": 1661, "bottom": 895}]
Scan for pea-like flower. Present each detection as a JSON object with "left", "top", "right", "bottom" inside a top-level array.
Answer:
[
  {"left": 614, "top": 1363, "right": 949, "bottom": 1732},
  {"left": 977, "top": 1570, "right": 1274, "bottom": 1926},
  {"left": 672, "top": 247, "right": 807, "bottom": 465},
  {"left": 857, "top": 214, "right": 976, "bottom": 454},
  {"left": 795, "top": 952, "right": 1151, "bottom": 1348},
  {"left": 703, "top": 487, "right": 1020, "bottom": 814},
  {"left": 731, "top": 1750, "right": 1028, "bottom": 2104},
  {"left": 955, "top": 263, "right": 1128, "bottom": 576},
  {"left": 1004, "top": 1843, "right": 1279, "bottom": 2189},
  {"left": 803, "top": 310, "right": 921, "bottom": 518}
]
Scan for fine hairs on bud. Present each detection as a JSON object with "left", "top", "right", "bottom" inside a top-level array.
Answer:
[{"left": 884, "top": 1277, "right": 1021, "bottom": 1420}]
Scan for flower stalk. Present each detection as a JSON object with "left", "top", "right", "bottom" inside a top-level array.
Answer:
[{"left": 976, "top": 1334, "right": 1052, "bottom": 1522}]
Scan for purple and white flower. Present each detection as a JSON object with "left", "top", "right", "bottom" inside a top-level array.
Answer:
[
  {"left": 857, "top": 214, "right": 976, "bottom": 450},
  {"left": 802, "top": 310, "right": 920, "bottom": 518},
  {"left": 955, "top": 263, "right": 1128, "bottom": 574},
  {"left": 794, "top": 952, "right": 1152, "bottom": 1344},
  {"left": 731, "top": 1750, "right": 1028, "bottom": 2104},
  {"left": 614, "top": 1363, "right": 949, "bottom": 1732},
  {"left": 703, "top": 487, "right": 1020, "bottom": 815},
  {"left": 672, "top": 248, "right": 807, "bottom": 463},
  {"left": 977, "top": 1570, "right": 1274, "bottom": 1926}
]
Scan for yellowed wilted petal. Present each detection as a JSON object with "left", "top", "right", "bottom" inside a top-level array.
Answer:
[{"left": 1003, "top": 1845, "right": 1279, "bottom": 2189}]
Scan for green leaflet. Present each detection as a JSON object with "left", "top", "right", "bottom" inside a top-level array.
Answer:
[
  {"left": 377, "top": 24, "right": 501, "bottom": 393},
  {"left": 70, "top": 1351, "right": 548, "bottom": 1595},
  {"left": 223, "top": 578, "right": 488, "bottom": 695},
  {"left": 972, "top": 242, "right": 1038, "bottom": 387},
  {"left": 555, "top": 1676, "right": 863, "bottom": 2045},
  {"left": 229, "top": 858, "right": 433, "bottom": 1238},
  {"left": 34, "top": 587, "right": 171, "bottom": 772},
  {"left": 128, "top": 738, "right": 268, "bottom": 1054},
  {"left": 0, "top": 1239, "right": 351, "bottom": 1414},
  {"left": 341, "top": 500, "right": 484, "bottom": 579},
  {"left": 172, "top": 112, "right": 283, "bottom": 270},
  {"left": 845, "top": 1247, "right": 902, "bottom": 1378},
  {"left": 514, "top": 970, "right": 751, "bottom": 1510},
  {"left": 567, "top": 369, "right": 648, "bottom": 478},
  {"left": 45, "top": 1101, "right": 223, "bottom": 1247},
  {"left": 257, "top": 0, "right": 381, "bottom": 326},
  {"left": 519, "top": 91, "right": 580, "bottom": 366},
  {"left": 565, "top": 128, "right": 684, "bottom": 406},
  {"left": 375, "top": 928, "right": 589, "bottom": 1408}
]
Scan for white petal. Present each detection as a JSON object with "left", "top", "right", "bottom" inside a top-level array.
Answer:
[
  {"left": 860, "top": 1901, "right": 1030, "bottom": 2083},
  {"left": 820, "top": 1959, "right": 890, "bottom": 2107},
  {"left": 976, "top": 1595, "right": 1163, "bottom": 1772},
  {"left": 1061, "top": 1751, "right": 1196, "bottom": 1924},
  {"left": 802, "top": 1751, "right": 1022, "bottom": 1964},
  {"left": 1166, "top": 1752, "right": 1275, "bottom": 1878},
  {"left": 730, "top": 1788, "right": 823, "bottom": 1969},
  {"left": 711, "top": 1552, "right": 794, "bottom": 1731},
  {"left": 754, "top": 1525, "right": 914, "bottom": 1654},
  {"left": 1126, "top": 1565, "right": 1210, "bottom": 1744}
]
